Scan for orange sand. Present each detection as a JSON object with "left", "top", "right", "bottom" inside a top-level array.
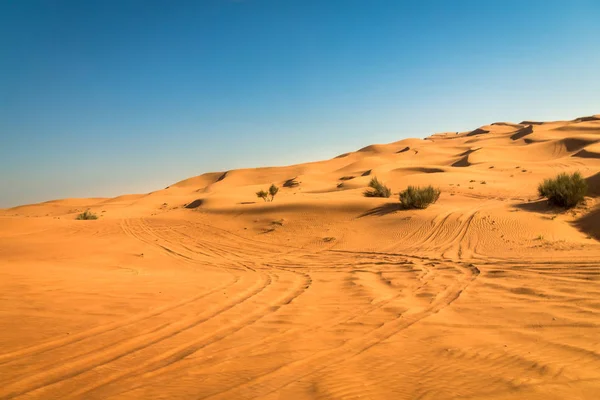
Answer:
[{"left": 1, "top": 115, "right": 599, "bottom": 399}]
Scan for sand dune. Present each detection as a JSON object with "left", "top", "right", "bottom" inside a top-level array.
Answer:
[{"left": 1, "top": 115, "right": 599, "bottom": 399}]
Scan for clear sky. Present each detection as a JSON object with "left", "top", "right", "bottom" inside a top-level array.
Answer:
[{"left": 1, "top": 0, "right": 599, "bottom": 207}]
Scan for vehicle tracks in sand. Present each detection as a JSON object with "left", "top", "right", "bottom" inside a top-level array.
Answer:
[{"left": 0, "top": 217, "right": 493, "bottom": 400}]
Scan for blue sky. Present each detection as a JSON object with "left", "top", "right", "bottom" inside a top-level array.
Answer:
[{"left": 1, "top": 0, "right": 599, "bottom": 207}]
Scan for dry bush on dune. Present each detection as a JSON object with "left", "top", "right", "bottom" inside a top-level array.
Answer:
[
  {"left": 76, "top": 210, "right": 98, "bottom": 220},
  {"left": 256, "top": 184, "right": 280, "bottom": 202},
  {"left": 399, "top": 186, "right": 440, "bottom": 209},
  {"left": 283, "top": 177, "right": 299, "bottom": 188},
  {"left": 269, "top": 184, "right": 279, "bottom": 201},
  {"left": 256, "top": 190, "right": 269, "bottom": 202},
  {"left": 538, "top": 172, "right": 588, "bottom": 208},
  {"left": 364, "top": 177, "right": 392, "bottom": 198}
]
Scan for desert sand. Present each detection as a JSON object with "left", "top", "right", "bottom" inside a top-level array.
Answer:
[{"left": 1, "top": 115, "right": 600, "bottom": 399}]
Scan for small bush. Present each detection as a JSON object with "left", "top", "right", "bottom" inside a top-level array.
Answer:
[
  {"left": 399, "top": 186, "right": 440, "bottom": 209},
  {"left": 364, "top": 177, "right": 391, "bottom": 198},
  {"left": 268, "top": 184, "right": 279, "bottom": 201},
  {"left": 256, "top": 184, "right": 280, "bottom": 202},
  {"left": 538, "top": 172, "right": 587, "bottom": 208},
  {"left": 256, "top": 190, "right": 269, "bottom": 202},
  {"left": 76, "top": 210, "right": 98, "bottom": 220},
  {"left": 283, "top": 177, "right": 299, "bottom": 188}
]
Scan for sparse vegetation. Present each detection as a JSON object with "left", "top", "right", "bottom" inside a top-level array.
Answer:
[
  {"left": 255, "top": 184, "right": 280, "bottom": 202},
  {"left": 339, "top": 176, "right": 355, "bottom": 181},
  {"left": 76, "top": 210, "right": 98, "bottom": 220},
  {"left": 538, "top": 172, "right": 587, "bottom": 208},
  {"left": 363, "top": 177, "right": 392, "bottom": 198},
  {"left": 256, "top": 190, "right": 269, "bottom": 202},
  {"left": 283, "top": 177, "right": 299, "bottom": 188},
  {"left": 269, "top": 184, "right": 279, "bottom": 201},
  {"left": 399, "top": 186, "right": 440, "bottom": 209},
  {"left": 481, "top": 181, "right": 487, "bottom": 184}
]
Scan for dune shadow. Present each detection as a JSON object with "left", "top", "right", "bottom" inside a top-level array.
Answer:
[
  {"left": 586, "top": 172, "right": 600, "bottom": 196},
  {"left": 512, "top": 199, "right": 558, "bottom": 215},
  {"left": 573, "top": 115, "right": 600, "bottom": 123},
  {"left": 573, "top": 206, "right": 600, "bottom": 240},
  {"left": 466, "top": 128, "right": 489, "bottom": 137},
  {"left": 359, "top": 203, "right": 402, "bottom": 217},
  {"left": 510, "top": 125, "right": 533, "bottom": 140},
  {"left": 457, "top": 148, "right": 480, "bottom": 157},
  {"left": 573, "top": 149, "right": 600, "bottom": 159},
  {"left": 451, "top": 155, "right": 471, "bottom": 167},
  {"left": 185, "top": 199, "right": 204, "bottom": 209},
  {"left": 216, "top": 171, "right": 228, "bottom": 182}
]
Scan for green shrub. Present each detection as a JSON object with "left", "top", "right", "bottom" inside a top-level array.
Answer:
[
  {"left": 256, "top": 190, "right": 269, "bottom": 202},
  {"left": 256, "top": 184, "right": 280, "bottom": 202},
  {"left": 399, "top": 186, "right": 440, "bottom": 209},
  {"left": 76, "top": 210, "right": 98, "bottom": 220},
  {"left": 268, "top": 184, "right": 279, "bottom": 201},
  {"left": 538, "top": 172, "right": 587, "bottom": 208},
  {"left": 364, "top": 177, "right": 391, "bottom": 198}
]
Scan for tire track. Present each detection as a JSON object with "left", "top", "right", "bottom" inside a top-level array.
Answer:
[
  {"left": 0, "top": 268, "right": 271, "bottom": 400},
  {"left": 10, "top": 219, "right": 312, "bottom": 399},
  {"left": 200, "top": 262, "right": 479, "bottom": 399}
]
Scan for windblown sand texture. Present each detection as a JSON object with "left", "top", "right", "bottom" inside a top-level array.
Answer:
[{"left": 1, "top": 115, "right": 600, "bottom": 399}]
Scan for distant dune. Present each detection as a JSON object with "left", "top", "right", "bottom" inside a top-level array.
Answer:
[{"left": 1, "top": 114, "right": 599, "bottom": 399}]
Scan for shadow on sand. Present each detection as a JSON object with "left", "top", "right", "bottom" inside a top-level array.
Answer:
[
  {"left": 512, "top": 199, "right": 558, "bottom": 215},
  {"left": 359, "top": 203, "right": 402, "bottom": 217},
  {"left": 574, "top": 206, "right": 600, "bottom": 240}
]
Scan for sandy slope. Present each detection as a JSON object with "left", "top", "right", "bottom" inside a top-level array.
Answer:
[{"left": 1, "top": 115, "right": 599, "bottom": 399}]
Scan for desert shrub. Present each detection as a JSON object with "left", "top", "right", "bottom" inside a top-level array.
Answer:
[
  {"left": 76, "top": 210, "right": 98, "bottom": 220},
  {"left": 538, "top": 172, "right": 587, "bottom": 208},
  {"left": 256, "top": 190, "right": 269, "bottom": 202},
  {"left": 399, "top": 186, "right": 440, "bottom": 209},
  {"left": 268, "top": 184, "right": 279, "bottom": 201},
  {"left": 364, "top": 177, "right": 391, "bottom": 198},
  {"left": 256, "top": 184, "right": 279, "bottom": 202},
  {"left": 283, "top": 177, "right": 299, "bottom": 188}
]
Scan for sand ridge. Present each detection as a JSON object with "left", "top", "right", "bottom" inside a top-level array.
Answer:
[{"left": 1, "top": 115, "right": 599, "bottom": 399}]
